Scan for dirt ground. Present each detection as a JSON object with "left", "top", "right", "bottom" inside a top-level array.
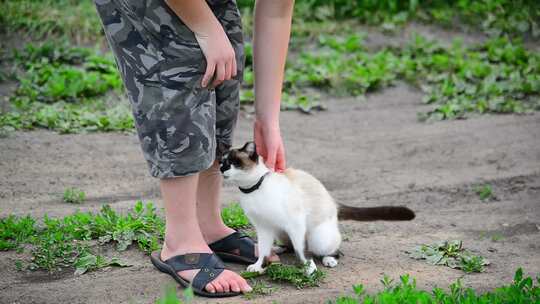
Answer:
[{"left": 1, "top": 24, "right": 540, "bottom": 303}]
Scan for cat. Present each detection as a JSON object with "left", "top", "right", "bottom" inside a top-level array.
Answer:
[{"left": 219, "top": 141, "right": 415, "bottom": 275}]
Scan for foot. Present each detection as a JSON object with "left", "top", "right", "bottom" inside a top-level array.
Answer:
[
  {"left": 246, "top": 263, "right": 265, "bottom": 274},
  {"left": 204, "top": 227, "right": 280, "bottom": 263},
  {"left": 322, "top": 256, "right": 338, "bottom": 268},
  {"left": 161, "top": 242, "right": 252, "bottom": 294},
  {"left": 305, "top": 259, "right": 317, "bottom": 276}
]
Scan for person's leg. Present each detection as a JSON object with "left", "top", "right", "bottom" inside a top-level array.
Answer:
[
  {"left": 159, "top": 174, "right": 251, "bottom": 294},
  {"left": 197, "top": 161, "right": 236, "bottom": 243}
]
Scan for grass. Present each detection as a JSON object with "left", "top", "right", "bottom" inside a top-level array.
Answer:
[
  {"left": 221, "top": 202, "right": 251, "bottom": 229},
  {"left": 243, "top": 279, "right": 277, "bottom": 300},
  {"left": 0, "top": 0, "right": 104, "bottom": 44},
  {"left": 331, "top": 268, "right": 539, "bottom": 304},
  {"left": 0, "top": 41, "right": 133, "bottom": 134},
  {"left": 0, "top": 201, "right": 252, "bottom": 273},
  {"left": 63, "top": 187, "right": 86, "bottom": 204},
  {"left": 286, "top": 34, "right": 540, "bottom": 120},
  {"left": 241, "top": 263, "right": 326, "bottom": 289},
  {"left": 2, "top": 3, "right": 540, "bottom": 132},
  {"left": 475, "top": 184, "right": 494, "bottom": 201},
  {"left": 408, "top": 240, "right": 490, "bottom": 273},
  {"left": 0, "top": 201, "right": 163, "bottom": 272},
  {"left": 239, "top": 0, "right": 540, "bottom": 39},
  {"left": 156, "top": 268, "right": 539, "bottom": 303}
]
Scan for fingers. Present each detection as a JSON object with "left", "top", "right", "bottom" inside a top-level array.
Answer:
[
  {"left": 201, "top": 60, "right": 216, "bottom": 88},
  {"left": 275, "top": 144, "right": 286, "bottom": 172},
  {"left": 231, "top": 55, "right": 237, "bottom": 78},
  {"left": 224, "top": 61, "right": 232, "bottom": 82},
  {"left": 264, "top": 145, "right": 277, "bottom": 171},
  {"left": 212, "top": 62, "right": 226, "bottom": 88}
]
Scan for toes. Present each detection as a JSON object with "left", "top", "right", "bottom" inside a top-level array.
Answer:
[
  {"left": 219, "top": 277, "right": 231, "bottom": 292},
  {"left": 205, "top": 283, "right": 216, "bottom": 294},
  {"left": 229, "top": 279, "right": 241, "bottom": 293},
  {"left": 212, "top": 281, "right": 224, "bottom": 293},
  {"left": 236, "top": 276, "right": 253, "bottom": 292}
]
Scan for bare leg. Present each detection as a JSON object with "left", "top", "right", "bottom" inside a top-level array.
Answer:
[
  {"left": 196, "top": 161, "right": 280, "bottom": 262},
  {"left": 159, "top": 175, "right": 251, "bottom": 293},
  {"left": 196, "top": 161, "right": 235, "bottom": 243}
]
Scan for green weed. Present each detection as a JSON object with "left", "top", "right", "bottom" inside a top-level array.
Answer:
[
  {"left": 242, "top": 263, "right": 326, "bottom": 289},
  {"left": 332, "top": 268, "right": 539, "bottom": 304},
  {"left": 63, "top": 187, "right": 86, "bottom": 204},
  {"left": 0, "top": 201, "right": 164, "bottom": 273},
  {"left": 1, "top": 42, "right": 132, "bottom": 134},
  {"left": 0, "top": 215, "right": 36, "bottom": 251},
  {"left": 475, "top": 184, "right": 494, "bottom": 201},
  {"left": 155, "top": 268, "right": 540, "bottom": 303},
  {"left": 1, "top": 0, "right": 103, "bottom": 43},
  {"left": 243, "top": 279, "right": 277, "bottom": 300},
  {"left": 408, "top": 240, "right": 490, "bottom": 273},
  {"left": 285, "top": 34, "right": 540, "bottom": 120},
  {"left": 155, "top": 285, "right": 194, "bottom": 304},
  {"left": 221, "top": 202, "right": 251, "bottom": 229},
  {"left": 74, "top": 252, "right": 131, "bottom": 275},
  {"left": 239, "top": 0, "right": 540, "bottom": 39}
]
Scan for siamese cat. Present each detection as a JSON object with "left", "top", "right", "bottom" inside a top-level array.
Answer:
[{"left": 220, "top": 142, "right": 415, "bottom": 275}]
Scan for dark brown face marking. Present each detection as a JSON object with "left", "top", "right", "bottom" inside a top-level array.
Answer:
[{"left": 220, "top": 141, "right": 259, "bottom": 173}]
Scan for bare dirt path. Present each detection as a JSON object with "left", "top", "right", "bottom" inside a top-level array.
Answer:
[{"left": 1, "top": 83, "right": 539, "bottom": 303}]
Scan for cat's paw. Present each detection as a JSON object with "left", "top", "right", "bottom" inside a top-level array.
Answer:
[
  {"left": 246, "top": 263, "right": 265, "bottom": 274},
  {"left": 322, "top": 256, "right": 338, "bottom": 268},
  {"left": 305, "top": 259, "right": 317, "bottom": 276}
]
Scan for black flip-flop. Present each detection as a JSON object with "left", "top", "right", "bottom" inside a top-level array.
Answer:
[
  {"left": 208, "top": 231, "right": 257, "bottom": 264},
  {"left": 150, "top": 251, "right": 240, "bottom": 298}
]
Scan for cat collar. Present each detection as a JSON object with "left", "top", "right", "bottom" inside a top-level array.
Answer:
[{"left": 239, "top": 172, "right": 270, "bottom": 194}]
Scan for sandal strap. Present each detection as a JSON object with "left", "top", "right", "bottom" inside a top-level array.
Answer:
[
  {"left": 163, "top": 253, "right": 224, "bottom": 272},
  {"left": 192, "top": 254, "right": 225, "bottom": 290},
  {"left": 209, "top": 231, "right": 256, "bottom": 259}
]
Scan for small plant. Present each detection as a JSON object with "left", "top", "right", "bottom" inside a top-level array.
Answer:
[
  {"left": 221, "top": 202, "right": 251, "bottom": 229},
  {"left": 242, "top": 263, "right": 326, "bottom": 289},
  {"left": 63, "top": 187, "right": 86, "bottom": 204},
  {"left": 331, "top": 268, "right": 539, "bottom": 303},
  {"left": 1, "top": 201, "right": 164, "bottom": 273},
  {"left": 243, "top": 279, "right": 277, "bottom": 300},
  {"left": 0, "top": 215, "right": 36, "bottom": 251},
  {"left": 408, "top": 240, "right": 490, "bottom": 273},
  {"left": 475, "top": 184, "right": 493, "bottom": 201},
  {"left": 74, "top": 252, "right": 130, "bottom": 275},
  {"left": 155, "top": 285, "right": 193, "bottom": 304}
]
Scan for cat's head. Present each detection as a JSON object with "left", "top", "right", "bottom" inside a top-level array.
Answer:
[{"left": 219, "top": 141, "right": 262, "bottom": 183}]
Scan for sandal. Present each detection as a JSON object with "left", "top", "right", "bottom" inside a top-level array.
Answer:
[
  {"left": 150, "top": 251, "right": 240, "bottom": 298},
  {"left": 208, "top": 231, "right": 257, "bottom": 264}
]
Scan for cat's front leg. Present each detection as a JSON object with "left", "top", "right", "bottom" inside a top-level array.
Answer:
[{"left": 247, "top": 226, "right": 274, "bottom": 274}]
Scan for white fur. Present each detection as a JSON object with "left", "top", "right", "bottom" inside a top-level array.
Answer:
[{"left": 223, "top": 157, "right": 341, "bottom": 275}]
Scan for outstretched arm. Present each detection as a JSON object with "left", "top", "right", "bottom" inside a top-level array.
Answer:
[{"left": 252, "top": 0, "right": 294, "bottom": 172}]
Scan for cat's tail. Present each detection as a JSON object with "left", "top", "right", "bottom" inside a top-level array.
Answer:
[{"left": 337, "top": 204, "right": 415, "bottom": 221}]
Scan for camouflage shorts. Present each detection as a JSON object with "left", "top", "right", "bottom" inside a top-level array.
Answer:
[{"left": 93, "top": 0, "right": 244, "bottom": 178}]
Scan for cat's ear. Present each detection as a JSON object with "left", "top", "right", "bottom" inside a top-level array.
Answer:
[{"left": 243, "top": 141, "right": 258, "bottom": 162}]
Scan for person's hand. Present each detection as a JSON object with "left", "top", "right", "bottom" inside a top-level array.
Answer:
[
  {"left": 253, "top": 119, "right": 286, "bottom": 172},
  {"left": 195, "top": 27, "right": 237, "bottom": 88}
]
